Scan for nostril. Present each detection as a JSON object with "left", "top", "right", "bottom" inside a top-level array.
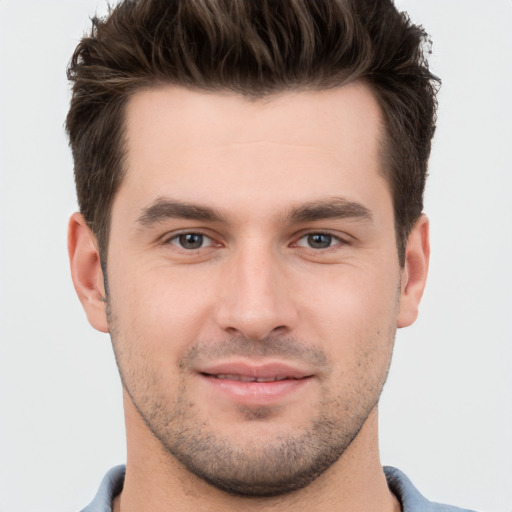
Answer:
[{"left": 214, "top": 289, "right": 299, "bottom": 340}]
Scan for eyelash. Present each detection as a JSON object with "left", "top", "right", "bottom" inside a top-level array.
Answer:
[
  {"left": 166, "top": 232, "right": 216, "bottom": 250},
  {"left": 293, "top": 232, "right": 346, "bottom": 250},
  {"left": 164, "top": 231, "right": 347, "bottom": 251}
]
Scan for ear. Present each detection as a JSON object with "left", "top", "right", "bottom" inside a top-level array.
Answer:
[
  {"left": 68, "top": 212, "right": 109, "bottom": 333},
  {"left": 397, "top": 214, "right": 430, "bottom": 328}
]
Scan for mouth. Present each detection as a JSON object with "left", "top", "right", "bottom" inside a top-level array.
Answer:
[
  {"left": 197, "top": 361, "right": 314, "bottom": 406},
  {"left": 203, "top": 374, "right": 303, "bottom": 383},
  {"left": 199, "top": 360, "right": 313, "bottom": 380}
]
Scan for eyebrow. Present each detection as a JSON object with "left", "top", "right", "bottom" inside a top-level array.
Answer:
[
  {"left": 136, "top": 198, "right": 225, "bottom": 226},
  {"left": 287, "top": 198, "right": 373, "bottom": 224},
  {"left": 136, "top": 196, "right": 373, "bottom": 228}
]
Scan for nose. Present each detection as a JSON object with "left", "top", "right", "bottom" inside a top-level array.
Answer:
[{"left": 215, "top": 242, "right": 299, "bottom": 340}]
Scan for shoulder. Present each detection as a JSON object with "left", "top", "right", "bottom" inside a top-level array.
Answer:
[
  {"left": 384, "top": 466, "right": 479, "bottom": 512},
  {"left": 80, "top": 465, "right": 126, "bottom": 512}
]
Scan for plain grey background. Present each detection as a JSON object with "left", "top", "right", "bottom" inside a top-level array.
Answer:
[{"left": 0, "top": 1, "right": 511, "bottom": 510}]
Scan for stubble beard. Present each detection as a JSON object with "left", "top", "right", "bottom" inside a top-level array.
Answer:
[
  {"left": 107, "top": 306, "right": 395, "bottom": 497},
  {"left": 131, "top": 380, "right": 376, "bottom": 497}
]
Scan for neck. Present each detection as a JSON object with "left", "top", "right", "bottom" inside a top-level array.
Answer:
[{"left": 114, "top": 398, "right": 400, "bottom": 512}]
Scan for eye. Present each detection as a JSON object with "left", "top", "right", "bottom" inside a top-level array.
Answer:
[
  {"left": 169, "top": 233, "right": 214, "bottom": 250},
  {"left": 295, "top": 233, "right": 341, "bottom": 249}
]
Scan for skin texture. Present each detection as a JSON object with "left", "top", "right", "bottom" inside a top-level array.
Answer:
[{"left": 68, "top": 82, "right": 429, "bottom": 512}]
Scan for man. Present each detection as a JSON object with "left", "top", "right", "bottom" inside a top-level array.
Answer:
[{"left": 66, "top": 0, "right": 475, "bottom": 511}]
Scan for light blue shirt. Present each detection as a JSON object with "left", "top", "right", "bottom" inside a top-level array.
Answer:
[{"left": 81, "top": 465, "right": 478, "bottom": 512}]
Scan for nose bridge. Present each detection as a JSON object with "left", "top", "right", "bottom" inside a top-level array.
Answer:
[{"left": 216, "top": 236, "right": 297, "bottom": 339}]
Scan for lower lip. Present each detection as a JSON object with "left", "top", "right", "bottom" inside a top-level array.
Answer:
[{"left": 200, "top": 375, "right": 311, "bottom": 406}]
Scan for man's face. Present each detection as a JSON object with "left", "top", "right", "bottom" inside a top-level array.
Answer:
[{"left": 91, "top": 83, "right": 421, "bottom": 495}]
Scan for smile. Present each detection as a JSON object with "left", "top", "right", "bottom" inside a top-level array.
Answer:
[
  {"left": 197, "top": 362, "right": 315, "bottom": 406},
  {"left": 206, "top": 374, "right": 297, "bottom": 382}
]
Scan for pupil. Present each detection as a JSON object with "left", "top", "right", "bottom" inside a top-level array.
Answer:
[
  {"left": 180, "top": 233, "right": 203, "bottom": 249},
  {"left": 308, "top": 234, "right": 331, "bottom": 249}
]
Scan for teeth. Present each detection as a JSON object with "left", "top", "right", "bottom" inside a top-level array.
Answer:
[
  {"left": 256, "top": 376, "right": 287, "bottom": 382},
  {"left": 214, "top": 374, "right": 289, "bottom": 382}
]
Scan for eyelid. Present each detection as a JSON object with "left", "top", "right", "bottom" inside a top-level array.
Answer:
[
  {"left": 158, "top": 228, "right": 351, "bottom": 250},
  {"left": 173, "top": 233, "right": 212, "bottom": 248},
  {"left": 292, "top": 231, "right": 350, "bottom": 249},
  {"left": 161, "top": 229, "right": 220, "bottom": 249}
]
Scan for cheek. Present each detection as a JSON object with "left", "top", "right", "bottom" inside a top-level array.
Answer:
[
  {"left": 108, "top": 261, "right": 216, "bottom": 358},
  {"left": 302, "top": 273, "right": 398, "bottom": 402},
  {"left": 295, "top": 263, "right": 400, "bottom": 356}
]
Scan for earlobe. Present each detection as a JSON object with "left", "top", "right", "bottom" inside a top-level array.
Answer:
[
  {"left": 68, "top": 212, "right": 109, "bottom": 333},
  {"left": 397, "top": 215, "right": 430, "bottom": 328}
]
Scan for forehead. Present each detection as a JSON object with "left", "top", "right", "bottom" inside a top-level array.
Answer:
[
  {"left": 124, "top": 82, "right": 383, "bottom": 161},
  {"left": 117, "top": 83, "right": 388, "bottom": 222}
]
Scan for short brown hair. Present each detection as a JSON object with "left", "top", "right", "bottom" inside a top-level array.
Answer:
[{"left": 66, "top": 0, "right": 439, "bottom": 265}]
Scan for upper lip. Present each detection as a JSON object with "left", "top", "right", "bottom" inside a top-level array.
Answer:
[{"left": 198, "top": 361, "right": 314, "bottom": 380}]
